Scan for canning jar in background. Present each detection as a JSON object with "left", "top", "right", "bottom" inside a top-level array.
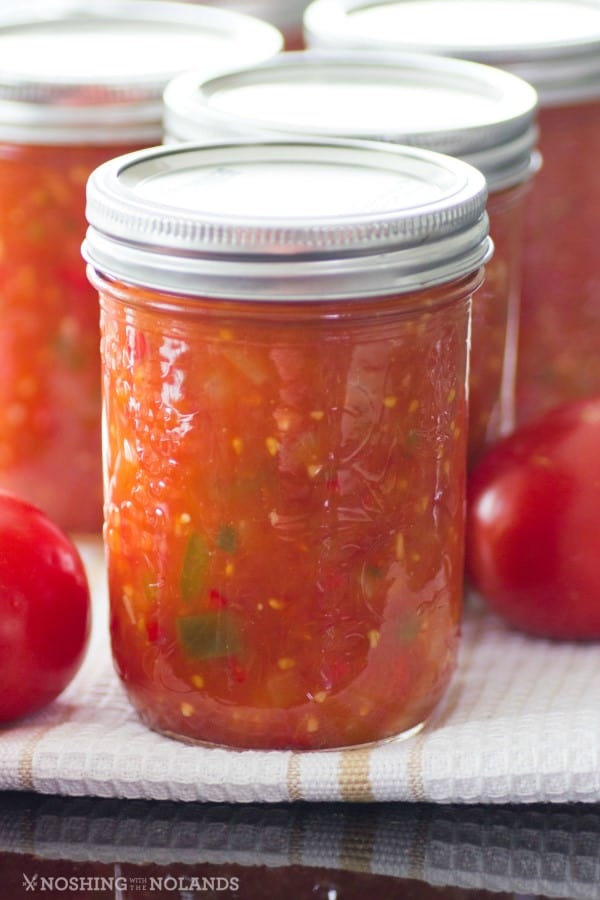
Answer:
[
  {"left": 163, "top": 50, "right": 538, "bottom": 466},
  {"left": 303, "top": 0, "right": 600, "bottom": 426},
  {"left": 182, "top": 0, "right": 309, "bottom": 48},
  {"left": 0, "top": 0, "right": 282, "bottom": 534},
  {"left": 83, "top": 139, "right": 491, "bottom": 751}
]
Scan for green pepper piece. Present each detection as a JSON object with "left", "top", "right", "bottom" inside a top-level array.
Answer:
[
  {"left": 177, "top": 612, "right": 242, "bottom": 659},
  {"left": 406, "top": 429, "right": 421, "bottom": 451},
  {"left": 216, "top": 524, "right": 238, "bottom": 553},
  {"left": 180, "top": 532, "right": 210, "bottom": 603}
]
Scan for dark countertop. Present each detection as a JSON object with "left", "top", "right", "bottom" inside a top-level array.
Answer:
[{"left": 1, "top": 793, "right": 598, "bottom": 899}]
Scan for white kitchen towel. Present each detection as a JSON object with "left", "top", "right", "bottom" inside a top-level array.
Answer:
[{"left": 1, "top": 536, "right": 599, "bottom": 805}]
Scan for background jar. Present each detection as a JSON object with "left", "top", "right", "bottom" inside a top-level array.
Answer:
[
  {"left": 163, "top": 50, "right": 539, "bottom": 467},
  {"left": 303, "top": 0, "right": 600, "bottom": 426},
  {"left": 180, "top": 0, "right": 310, "bottom": 49},
  {"left": 0, "top": 0, "right": 281, "bottom": 533},
  {"left": 83, "top": 139, "right": 491, "bottom": 751}
]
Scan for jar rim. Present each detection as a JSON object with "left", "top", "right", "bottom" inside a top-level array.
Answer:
[
  {"left": 163, "top": 49, "right": 539, "bottom": 191},
  {"left": 0, "top": 0, "right": 282, "bottom": 144},
  {"left": 303, "top": 0, "right": 600, "bottom": 105},
  {"left": 83, "top": 138, "right": 492, "bottom": 301}
]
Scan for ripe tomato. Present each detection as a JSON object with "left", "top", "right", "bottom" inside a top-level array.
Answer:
[
  {"left": 0, "top": 491, "right": 91, "bottom": 722},
  {"left": 466, "top": 396, "right": 600, "bottom": 639}
]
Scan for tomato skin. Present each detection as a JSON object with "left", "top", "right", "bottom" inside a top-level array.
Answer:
[
  {"left": 466, "top": 396, "right": 600, "bottom": 639},
  {"left": 0, "top": 491, "right": 91, "bottom": 722}
]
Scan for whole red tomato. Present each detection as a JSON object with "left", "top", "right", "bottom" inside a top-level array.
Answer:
[
  {"left": 0, "top": 491, "right": 91, "bottom": 722},
  {"left": 466, "top": 396, "right": 600, "bottom": 639}
]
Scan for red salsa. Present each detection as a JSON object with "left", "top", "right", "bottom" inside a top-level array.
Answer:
[
  {"left": 516, "top": 100, "right": 600, "bottom": 424},
  {"left": 0, "top": 142, "right": 139, "bottom": 533},
  {"left": 468, "top": 183, "right": 529, "bottom": 466},
  {"left": 98, "top": 277, "right": 475, "bottom": 750}
]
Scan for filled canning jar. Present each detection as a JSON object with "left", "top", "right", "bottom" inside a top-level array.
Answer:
[
  {"left": 0, "top": 1, "right": 281, "bottom": 533},
  {"left": 83, "top": 139, "right": 491, "bottom": 750},
  {"left": 163, "top": 50, "right": 538, "bottom": 466},
  {"left": 196, "top": 0, "right": 309, "bottom": 49},
  {"left": 304, "top": 0, "right": 600, "bottom": 425}
]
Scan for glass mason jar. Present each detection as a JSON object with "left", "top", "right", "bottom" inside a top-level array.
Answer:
[
  {"left": 0, "top": 1, "right": 281, "bottom": 534},
  {"left": 188, "top": 0, "right": 309, "bottom": 49},
  {"left": 303, "top": 0, "right": 600, "bottom": 426},
  {"left": 163, "top": 50, "right": 538, "bottom": 467},
  {"left": 83, "top": 139, "right": 491, "bottom": 751}
]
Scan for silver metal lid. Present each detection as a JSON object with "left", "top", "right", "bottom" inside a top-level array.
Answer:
[
  {"left": 303, "top": 0, "right": 600, "bottom": 106},
  {"left": 163, "top": 50, "right": 539, "bottom": 191},
  {"left": 83, "top": 139, "right": 491, "bottom": 301},
  {"left": 0, "top": 0, "right": 282, "bottom": 144}
]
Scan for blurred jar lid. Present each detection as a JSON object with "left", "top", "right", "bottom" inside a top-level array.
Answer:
[
  {"left": 0, "top": 0, "right": 282, "bottom": 144},
  {"left": 303, "top": 0, "right": 600, "bottom": 105},
  {"left": 83, "top": 138, "right": 492, "bottom": 300},
  {"left": 163, "top": 49, "right": 539, "bottom": 191}
]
